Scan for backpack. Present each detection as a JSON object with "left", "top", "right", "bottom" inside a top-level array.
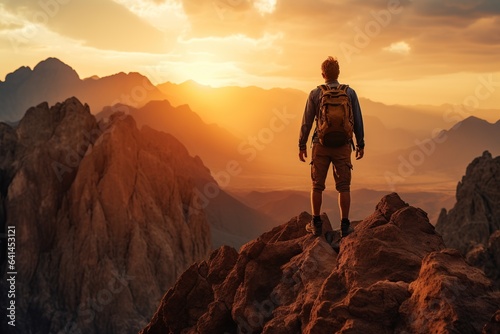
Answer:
[{"left": 316, "top": 84, "right": 354, "bottom": 147}]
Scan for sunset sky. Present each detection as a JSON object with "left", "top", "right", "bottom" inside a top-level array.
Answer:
[{"left": 1, "top": 0, "right": 500, "bottom": 108}]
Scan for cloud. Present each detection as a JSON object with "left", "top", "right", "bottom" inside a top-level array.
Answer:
[
  {"left": 265, "top": 0, "right": 500, "bottom": 79},
  {"left": 413, "top": 0, "right": 500, "bottom": 19},
  {"left": 180, "top": 0, "right": 269, "bottom": 38},
  {"left": 383, "top": 41, "right": 410, "bottom": 54},
  {"left": 1, "top": 0, "right": 500, "bottom": 107},
  {"left": 0, "top": 4, "right": 24, "bottom": 31},
  {"left": 254, "top": 0, "right": 277, "bottom": 15},
  {"left": 2, "top": 0, "right": 167, "bottom": 52},
  {"left": 164, "top": 0, "right": 499, "bottom": 80}
]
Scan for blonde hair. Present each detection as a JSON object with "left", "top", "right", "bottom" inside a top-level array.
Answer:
[{"left": 321, "top": 56, "right": 340, "bottom": 80}]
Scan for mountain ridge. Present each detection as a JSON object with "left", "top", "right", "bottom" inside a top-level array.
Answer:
[
  {"left": 0, "top": 58, "right": 166, "bottom": 122},
  {"left": 2, "top": 58, "right": 500, "bottom": 192},
  {"left": 0, "top": 97, "right": 213, "bottom": 333}
]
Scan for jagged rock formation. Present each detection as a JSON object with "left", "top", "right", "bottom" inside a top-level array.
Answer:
[
  {"left": 140, "top": 193, "right": 500, "bottom": 334},
  {"left": 0, "top": 98, "right": 212, "bottom": 334},
  {"left": 436, "top": 151, "right": 500, "bottom": 288},
  {"left": 466, "top": 231, "right": 500, "bottom": 290},
  {"left": 436, "top": 151, "right": 500, "bottom": 253}
]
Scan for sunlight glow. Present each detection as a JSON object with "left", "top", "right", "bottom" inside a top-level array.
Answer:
[
  {"left": 253, "top": 0, "right": 277, "bottom": 15},
  {"left": 111, "top": 0, "right": 188, "bottom": 33}
]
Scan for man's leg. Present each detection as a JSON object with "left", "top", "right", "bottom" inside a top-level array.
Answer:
[
  {"left": 338, "top": 191, "right": 350, "bottom": 219},
  {"left": 307, "top": 145, "right": 329, "bottom": 236},
  {"left": 307, "top": 190, "right": 323, "bottom": 236},
  {"left": 331, "top": 144, "right": 353, "bottom": 237},
  {"left": 339, "top": 191, "right": 352, "bottom": 237},
  {"left": 311, "top": 190, "right": 323, "bottom": 216}
]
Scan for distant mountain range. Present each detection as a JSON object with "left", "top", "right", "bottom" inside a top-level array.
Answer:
[
  {"left": 157, "top": 79, "right": 499, "bottom": 147},
  {"left": 1, "top": 58, "right": 499, "bottom": 192},
  {"left": 96, "top": 100, "right": 242, "bottom": 173},
  {"left": 0, "top": 57, "right": 165, "bottom": 122},
  {"left": 368, "top": 116, "right": 500, "bottom": 191}
]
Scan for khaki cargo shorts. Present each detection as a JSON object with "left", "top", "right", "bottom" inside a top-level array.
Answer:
[{"left": 311, "top": 143, "right": 353, "bottom": 193}]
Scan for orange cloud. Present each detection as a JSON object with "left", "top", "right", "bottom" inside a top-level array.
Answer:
[{"left": 2, "top": 0, "right": 166, "bottom": 52}]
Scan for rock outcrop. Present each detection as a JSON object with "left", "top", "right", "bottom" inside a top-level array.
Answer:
[
  {"left": 436, "top": 151, "right": 500, "bottom": 288},
  {"left": 140, "top": 193, "right": 500, "bottom": 334},
  {"left": 0, "top": 98, "right": 212, "bottom": 334}
]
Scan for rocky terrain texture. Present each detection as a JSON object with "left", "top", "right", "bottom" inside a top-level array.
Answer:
[
  {"left": 436, "top": 151, "right": 500, "bottom": 288},
  {"left": 140, "top": 193, "right": 500, "bottom": 334},
  {"left": 0, "top": 97, "right": 213, "bottom": 333}
]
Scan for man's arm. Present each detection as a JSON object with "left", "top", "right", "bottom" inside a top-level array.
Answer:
[
  {"left": 349, "top": 88, "right": 365, "bottom": 149},
  {"left": 298, "top": 91, "right": 317, "bottom": 162},
  {"left": 299, "top": 91, "right": 317, "bottom": 151}
]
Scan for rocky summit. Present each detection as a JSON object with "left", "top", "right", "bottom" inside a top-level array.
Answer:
[
  {"left": 436, "top": 151, "right": 500, "bottom": 253},
  {"left": 0, "top": 97, "right": 212, "bottom": 334},
  {"left": 436, "top": 151, "right": 500, "bottom": 289},
  {"left": 140, "top": 193, "right": 500, "bottom": 334}
]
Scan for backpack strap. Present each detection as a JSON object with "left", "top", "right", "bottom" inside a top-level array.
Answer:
[
  {"left": 318, "top": 84, "right": 349, "bottom": 91},
  {"left": 338, "top": 84, "right": 349, "bottom": 92},
  {"left": 318, "top": 84, "right": 329, "bottom": 92},
  {"left": 315, "top": 85, "right": 328, "bottom": 125}
]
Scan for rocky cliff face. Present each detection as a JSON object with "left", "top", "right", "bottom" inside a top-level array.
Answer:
[
  {"left": 436, "top": 151, "right": 500, "bottom": 288},
  {"left": 97, "top": 100, "right": 279, "bottom": 250},
  {"left": 0, "top": 98, "right": 212, "bottom": 333},
  {"left": 140, "top": 193, "right": 500, "bottom": 334}
]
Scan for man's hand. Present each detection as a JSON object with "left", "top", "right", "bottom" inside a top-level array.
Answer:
[
  {"left": 356, "top": 147, "right": 364, "bottom": 160},
  {"left": 299, "top": 149, "right": 307, "bottom": 162}
]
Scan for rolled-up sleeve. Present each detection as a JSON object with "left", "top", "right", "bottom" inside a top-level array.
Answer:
[{"left": 298, "top": 90, "right": 318, "bottom": 151}]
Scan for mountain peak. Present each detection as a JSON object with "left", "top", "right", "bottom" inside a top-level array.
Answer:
[
  {"left": 34, "top": 57, "right": 67, "bottom": 67},
  {"left": 451, "top": 115, "right": 493, "bottom": 131},
  {"left": 0, "top": 58, "right": 167, "bottom": 122},
  {"left": 1, "top": 97, "right": 213, "bottom": 333},
  {"left": 436, "top": 151, "right": 500, "bottom": 255},
  {"left": 435, "top": 151, "right": 500, "bottom": 289},
  {"left": 33, "top": 57, "right": 80, "bottom": 79},
  {"left": 3, "top": 66, "right": 32, "bottom": 83},
  {"left": 140, "top": 193, "right": 500, "bottom": 334}
]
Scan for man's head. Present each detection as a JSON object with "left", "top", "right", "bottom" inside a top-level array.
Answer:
[{"left": 321, "top": 56, "right": 340, "bottom": 81}]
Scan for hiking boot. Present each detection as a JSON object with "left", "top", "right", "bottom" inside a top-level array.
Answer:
[
  {"left": 340, "top": 218, "right": 353, "bottom": 238},
  {"left": 306, "top": 217, "right": 322, "bottom": 236}
]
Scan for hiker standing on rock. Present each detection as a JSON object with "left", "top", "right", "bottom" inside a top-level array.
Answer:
[{"left": 299, "top": 56, "right": 365, "bottom": 238}]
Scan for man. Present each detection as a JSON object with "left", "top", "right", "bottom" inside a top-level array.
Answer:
[{"left": 299, "top": 56, "right": 365, "bottom": 238}]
